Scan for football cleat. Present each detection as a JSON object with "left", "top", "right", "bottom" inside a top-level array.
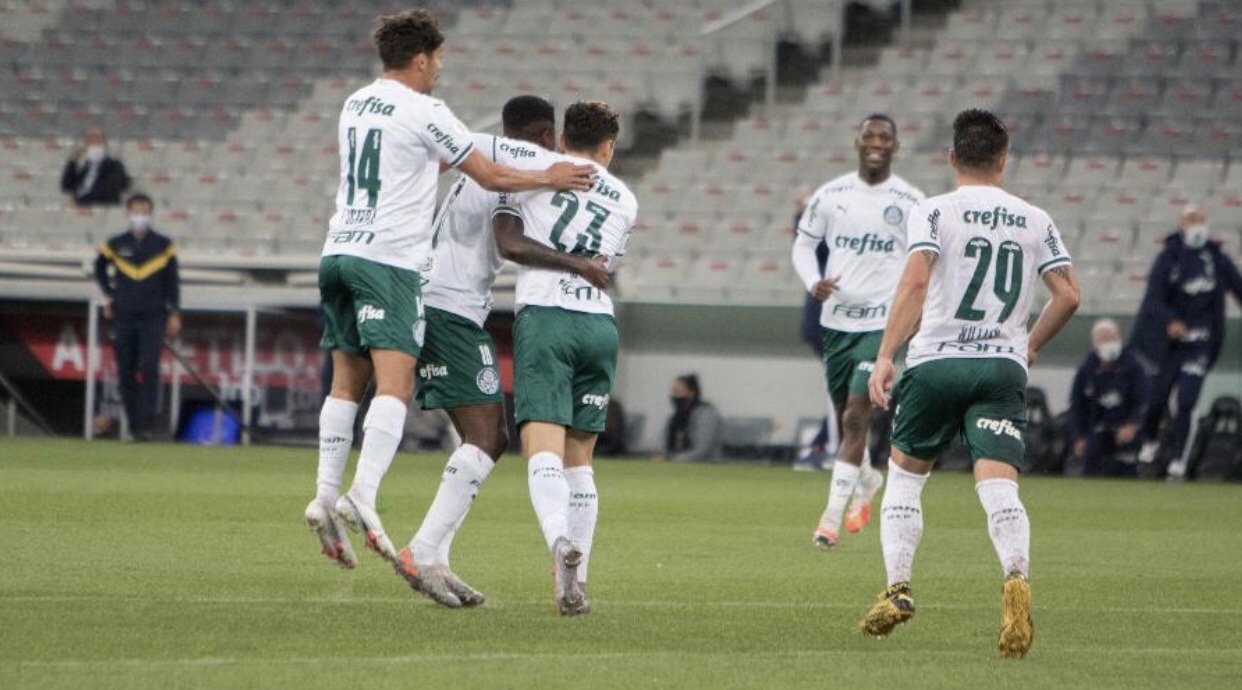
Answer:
[
  {"left": 443, "top": 569, "right": 486, "bottom": 608},
  {"left": 812, "top": 526, "right": 838, "bottom": 549},
  {"left": 844, "top": 503, "right": 872, "bottom": 534},
  {"left": 551, "top": 537, "right": 585, "bottom": 616},
  {"left": 998, "top": 572, "right": 1034, "bottom": 659},
  {"left": 334, "top": 493, "right": 397, "bottom": 563},
  {"left": 859, "top": 582, "right": 916, "bottom": 636},
  {"left": 305, "top": 499, "right": 357, "bottom": 569},
  {"left": 393, "top": 548, "right": 462, "bottom": 608}
]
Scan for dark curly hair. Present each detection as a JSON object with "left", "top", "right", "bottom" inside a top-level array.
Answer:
[
  {"left": 563, "top": 101, "right": 620, "bottom": 151},
  {"left": 952, "top": 108, "right": 1008, "bottom": 170},
  {"left": 373, "top": 9, "right": 444, "bottom": 71}
]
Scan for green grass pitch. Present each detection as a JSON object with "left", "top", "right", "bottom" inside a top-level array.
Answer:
[{"left": 2, "top": 437, "right": 1240, "bottom": 689}]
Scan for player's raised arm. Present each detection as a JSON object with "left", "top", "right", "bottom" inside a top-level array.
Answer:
[
  {"left": 458, "top": 149, "right": 594, "bottom": 193},
  {"left": 491, "top": 212, "right": 610, "bottom": 290}
]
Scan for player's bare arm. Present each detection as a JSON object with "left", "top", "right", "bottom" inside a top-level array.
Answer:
[
  {"left": 868, "top": 249, "right": 936, "bottom": 410},
  {"left": 492, "top": 213, "right": 610, "bottom": 290},
  {"left": 458, "top": 150, "right": 594, "bottom": 193},
  {"left": 1027, "top": 263, "right": 1081, "bottom": 366}
]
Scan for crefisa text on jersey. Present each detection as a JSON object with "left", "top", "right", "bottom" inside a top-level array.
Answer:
[
  {"left": 345, "top": 96, "right": 396, "bottom": 116},
  {"left": 962, "top": 206, "right": 1028, "bottom": 230}
]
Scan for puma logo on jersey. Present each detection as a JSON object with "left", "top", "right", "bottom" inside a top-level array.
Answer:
[
  {"left": 345, "top": 96, "right": 395, "bottom": 116},
  {"left": 976, "top": 417, "right": 1022, "bottom": 440},
  {"left": 357, "top": 305, "right": 386, "bottom": 323},
  {"left": 962, "top": 206, "right": 1028, "bottom": 230}
]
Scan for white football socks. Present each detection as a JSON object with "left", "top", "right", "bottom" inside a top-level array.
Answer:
[
  {"left": 410, "top": 444, "right": 495, "bottom": 565},
  {"left": 976, "top": 478, "right": 1031, "bottom": 579},
  {"left": 347, "top": 395, "right": 406, "bottom": 507},
  {"left": 528, "top": 451, "right": 570, "bottom": 550},
  {"left": 819, "top": 460, "right": 860, "bottom": 534},
  {"left": 565, "top": 465, "right": 598, "bottom": 584},
  {"left": 315, "top": 397, "right": 358, "bottom": 506},
  {"left": 857, "top": 451, "right": 884, "bottom": 503},
  {"left": 880, "top": 460, "right": 929, "bottom": 586}
]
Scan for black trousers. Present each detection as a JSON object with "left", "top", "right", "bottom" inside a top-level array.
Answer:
[
  {"left": 113, "top": 319, "right": 164, "bottom": 434},
  {"left": 1141, "top": 342, "right": 1212, "bottom": 462}
]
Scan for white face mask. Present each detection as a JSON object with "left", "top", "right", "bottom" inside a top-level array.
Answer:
[
  {"left": 1096, "top": 341, "right": 1122, "bottom": 363},
  {"left": 86, "top": 145, "right": 106, "bottom": 162},
  {"left": 129, "top": 214, "right": 152, "bottom": 231},
  {"left": 1183, "top": 224, "right": 1209, "bottom": 249}
]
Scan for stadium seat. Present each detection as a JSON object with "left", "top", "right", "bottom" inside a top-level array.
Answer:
[{"left": 681, "top": 254, "right": 742, "bottom": 303}]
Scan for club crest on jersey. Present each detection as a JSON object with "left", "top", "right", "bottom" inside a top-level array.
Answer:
[
  {"left": 962, "top": 207, "right": 1028, "bottom": 230},
  {"left": 883, "top": 205, "right": 904, "bottom": 226},
  {"left": 345, "top": 96, "right": 395, "bottom": 116},
  {"left": 476, "top": 367, "right": 500, "bottom": 395}
]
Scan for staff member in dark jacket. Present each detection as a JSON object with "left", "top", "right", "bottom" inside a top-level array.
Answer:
[
  {"left": 61, "top": 127, "right": 131, "bottom": 206},
  {"left": 660, "top": 374, "right": 723, "bottom": 463},
  {"left": 94, "top": 193, "right": 181, "bottom": 440},
  {"left": 1130, "top": 206, "right": 1242, "bottom": 478},
  {"left": 1069, "top": 319, "right": 1148, "bottom": 477}
]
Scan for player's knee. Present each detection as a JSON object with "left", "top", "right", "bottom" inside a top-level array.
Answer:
[
  {"left": 842, "top": 399, "right": 870, "bottom": 436},
  {"left": 464, "top": 423, "right": 509, "bottom": 460}
]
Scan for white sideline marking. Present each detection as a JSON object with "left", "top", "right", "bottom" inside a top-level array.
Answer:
[
  {"left": 11, "top": 647, "right": 1242, "bottom": 670},
  {"left": 1, "top": 594, "right": 1234, "bottom": 615}
]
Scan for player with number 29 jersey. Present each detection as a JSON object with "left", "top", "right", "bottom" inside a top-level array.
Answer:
[
  {"left": 903, "top": 185, "right": 1071, "bottom": 372},
  {"left": 494, "top": 155, "right": 638, "bottom": 317},
  {"left": 323, "top": 77, "right": 474, "bottom": 272}
]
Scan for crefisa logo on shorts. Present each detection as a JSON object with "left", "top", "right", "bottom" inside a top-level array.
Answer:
[
  {"left": 357, "top": 305, "right": 386, "bottom": 322},
  {"left": 976, "top": 417, "right": 1022, "bottom": 440},
  {"left": 476, "top": 367, "right": 500, "bottom": 395},
  {"left": 581, "top": 393, "right": 610, "bottom": 409}
]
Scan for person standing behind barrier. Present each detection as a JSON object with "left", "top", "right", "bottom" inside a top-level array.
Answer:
[
  {"left": 62, "top": 127, "right": 131, "bottom": 206},
  {"left": 1068, "top": 319, "right": 1147, "bottom": 477},
  {"left": 93, "top": 193, "right": 181, "bottom": 441},
  {"left": 1131, "top": 206, "right": 1242, "bottom": 479}
]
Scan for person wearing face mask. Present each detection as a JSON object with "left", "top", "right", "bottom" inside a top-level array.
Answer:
[
  {"left": 1130, "top": 206, "right": 1242, "bottom": 479},
  {"left": 60, "top": 127, "right": 131, "bottom": 206},
  {"left": 1067, "top": 319, "right": 1148, "bottom": 477},
  {"left": 659, "top": 374, "right": 722, "bottom": 463},
  {"left": 93, "top": 194, "right": 181, "bottom": 441}
]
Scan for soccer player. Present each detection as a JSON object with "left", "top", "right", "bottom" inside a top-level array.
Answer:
[
  {"left": 304, "top": 10, "right": 594, "bottom": 570},
  {"left": 390, "top": 95, "right": 610, "bottom": 608},
  {"left": 859, "top": 109, "right": 1080, "bottom": 659},
  {"left": 792, "top": 114, "right": 924, "bottom": 548},
  {"left": 491, "top": 101, "right": 638, "bottom": 616}
]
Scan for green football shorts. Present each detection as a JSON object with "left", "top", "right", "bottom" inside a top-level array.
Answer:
[
  {"left": 823, "top": 328, "right": 884, "bottom": 404},
  {"left": 415, "top": 307, "right": 505, "bottom": 410},
  {"left": 890, "top": 357, "right": 1029, "bottom": 470},
  {"left": 513, "top": 306, "right": 618, "bottom": 434},
  {"left": 318, "top": 254, "right": 425, "bottom": 358}
]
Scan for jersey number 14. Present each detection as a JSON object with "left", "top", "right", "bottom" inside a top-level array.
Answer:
[{"left": 346, "top": 127, "right": 382, "bottom": 208}]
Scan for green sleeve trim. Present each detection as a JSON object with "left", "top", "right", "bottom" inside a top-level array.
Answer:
[
  {"left": 795, "top": 228, "right": 822, "bottom": 240},
  {"left": 491, "top": 206, "right": 521, "bottom": 218},
  {"left": 1038, "top": 257, "right": 1072, "bottom": 273},
  {"left": 447, "top": 141, "right": 474, "bottom": 168},
  {"left": 908, "top": 241, "right": 940, "bottom": 253}
]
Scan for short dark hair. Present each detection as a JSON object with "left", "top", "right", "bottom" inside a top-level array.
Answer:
[
  {"left": 859, "top": 113, "right": 897, "bottom": 132},
  {"left": 951, "top": 109, "right": 1008, "bottom": 169},
  {"left": 563, "top": 101, "right": 619, "bottom": 151},
  {"left": 676, "top": 374, "right": 701, "bottom": 399},
  {"left": 502, "top": 95, "right": 555, "bottom": 132},
  {"left": 373, "top": 10, "right": 444, "bottom": 71},
  {"left": 126, "top": 193, "right": 153, "bottom": 210}
]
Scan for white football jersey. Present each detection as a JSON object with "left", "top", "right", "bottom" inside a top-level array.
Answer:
[
  {"left": 797, "top": 173, "right": 924, "bottom": 332},
  {"left": 423, "top": 133, "right": 562, "bottom": 327},
  {"left": 322, "top": 78, "right": 474, "bottom": 272},
  {"left": 904, "top": 184, "right": 1072, "bottom": 371},
  {"left": 492, "top": 153, "right": 638, "bottom": 317}
]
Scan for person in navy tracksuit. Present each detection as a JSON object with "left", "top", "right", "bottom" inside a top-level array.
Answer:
[
  {"left": 94, "top": 193, "right": 181, "bottom": 440},
  {"left": 1068, "top": 319, "right": 1147, "bottom": 477},
  {"left": 1129, "top": 207, "right": 1242, "bottom": 478}
]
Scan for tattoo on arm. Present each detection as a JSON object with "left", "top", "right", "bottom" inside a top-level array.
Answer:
[
  {"left": 919, "top": 249, "right": 937, "bottom": 269},
  {"left": 1046, "top": 265, "right": 1072, "bottom": 283}
]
